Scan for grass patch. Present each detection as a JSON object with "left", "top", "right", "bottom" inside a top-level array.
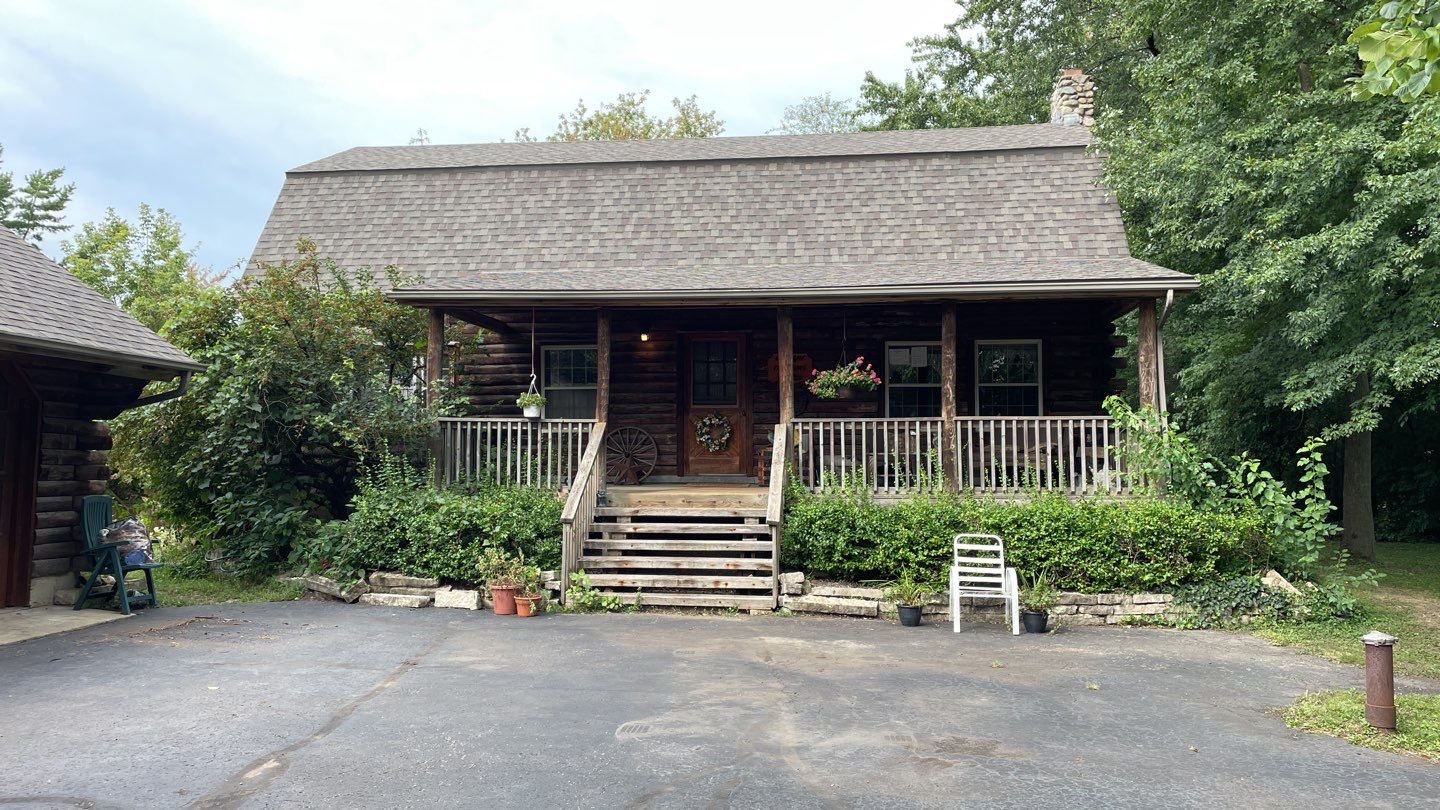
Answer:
[
  {"left": 1284, "top": 690, "right": 1440, "bottom": 762},
  {"left": 1253, "top": 543, "right": 1440, "bottom": 680},
  {"left": 150, "top": 568, "right": 304, "bottom": 608}
]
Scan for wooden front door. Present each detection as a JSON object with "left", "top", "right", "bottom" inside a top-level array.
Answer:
[
  {"left": 0, "top": 360, "right": 40, "bottom": 607},
  {"left": 681, "top": 333, "right": 750, "bottom": 476}
]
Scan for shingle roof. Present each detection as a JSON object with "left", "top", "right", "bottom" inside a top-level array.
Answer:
[
  {"left": 0, "top": 227, "right": 202, "bottom": 373},
  {"left": 290, "top": 124, "right": 1093, "bottom": 172},
  {"left": 250, "top": 124, "right": 1195, "bottom": 302}
]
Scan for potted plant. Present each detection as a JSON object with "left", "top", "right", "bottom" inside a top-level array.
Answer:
[
  {"left": 807, "top": 356, "right": 882, "bottom": 400},
  {"left": 516, "top": 392, "right": 546, "bottom": 419},
  {"left": 477, "top": 548, "right": 524, "bottom": 615},
  {"left": 885, "top": 577, "right": 930, "bottom": 627},
  {"left": 515, "top": 563, "right": 545, "bottom": 617},
  {"left": 1019, "top": 570, "right": 1058, "bottom": 633}
]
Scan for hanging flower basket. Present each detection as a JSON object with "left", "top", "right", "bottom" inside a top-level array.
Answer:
[
  {"left": 807, "top": 356, "right": 881, "bottom": 400},
  {"left": 694, "top": 413, "right": 732, "bottom": 453},
  {"left": 517, "top": 392, "right": 546, "bottom": 419}
]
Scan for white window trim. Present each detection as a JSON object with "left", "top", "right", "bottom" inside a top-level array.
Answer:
[
  {"left": 973, "top": 339, "right": 1044, "bottom": 417},
  {"left": 883, "top": 340, "right": 942, "bottom": 418},
  {"left": 540, "top": 344, "right": 597, "bottom": 420}
]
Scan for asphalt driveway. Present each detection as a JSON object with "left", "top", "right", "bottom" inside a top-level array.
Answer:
[{"left": 0, "top": 601, "right": 1435, "bottom": 809}]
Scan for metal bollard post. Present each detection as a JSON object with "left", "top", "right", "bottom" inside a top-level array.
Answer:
[{"left": 1362, "top": 630, "right": 1398, "bottom": 731}]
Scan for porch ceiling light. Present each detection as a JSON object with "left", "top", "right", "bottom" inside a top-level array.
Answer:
[{"left": 640, "top": 332, "right": 650, "bottom": 342}]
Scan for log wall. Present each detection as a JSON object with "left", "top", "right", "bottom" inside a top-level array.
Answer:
[{"left": 451, "top": 300, "right": 1122, "bottom": 481}]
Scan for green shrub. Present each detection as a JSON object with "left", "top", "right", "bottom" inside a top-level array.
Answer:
[
  {"left": 783, "top": 486, "right": 1267, "bottom": 593},
  {"left": 297, "top": 458, "right": 562, "bottom": 582}
]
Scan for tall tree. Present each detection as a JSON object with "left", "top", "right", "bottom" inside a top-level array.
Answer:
[
  {"left": 61, "top": 204, "right": 220, "bottom": 334},
  {"left": 0, "top": 144, "right": 76, "bottom": 242},
  {"left": 548, "top": 91, "right": 723, "bottom": 141},
  {"left": 770, "top": 93, "right": 863, "bottom": 135},
  {"left": 1350, "top": 0, "right": 1440, "bottom": 100},
  {"left": 862, "top": 0, "right": 1440, "bottom": 557}
]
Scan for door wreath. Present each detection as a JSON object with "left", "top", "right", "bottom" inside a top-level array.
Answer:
[{"left": 694, "top": 413, "right": 733, "bottom": 453}]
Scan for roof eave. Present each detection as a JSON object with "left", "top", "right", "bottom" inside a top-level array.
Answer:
[
  {"left": 386, "top": 278, "right": 1200, "bottom": 308},
  {"left": 0, "top": 334, "right": 205, "bottom": 378}
]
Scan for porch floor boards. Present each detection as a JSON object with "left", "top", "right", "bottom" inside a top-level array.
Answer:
[{"left": 604, "top": 484, "right": 767, "bottom": 510}]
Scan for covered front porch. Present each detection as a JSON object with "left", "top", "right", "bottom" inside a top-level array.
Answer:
[{"left": 423, "top": 297, "right": 1166, "bottom": 499}]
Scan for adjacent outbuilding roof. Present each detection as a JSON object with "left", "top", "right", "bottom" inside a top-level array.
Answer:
[
  {"left": 250, "top": 124, "right": 1196, "bottom": 305},
  {"left": 0, "top": 227, "right": 202, "bottom": 374}
]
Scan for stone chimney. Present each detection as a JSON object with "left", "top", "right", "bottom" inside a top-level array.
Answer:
[{"left": 1050, "top": 68, "right": 1095, "bottom": 126}]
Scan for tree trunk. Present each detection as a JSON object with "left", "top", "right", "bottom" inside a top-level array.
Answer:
[{"left": 1342, "top": 373, "right": 1376, "bottom": 561}]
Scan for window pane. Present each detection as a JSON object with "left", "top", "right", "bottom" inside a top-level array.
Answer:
[
  {"left": 548, "top": 389, "right": 596, "bottom": 419},
  {"left": 886, "top": 345, "right": 940, "bottom": 385},
  {"left": 978, "top": 385, "right": 1039, "bottom": 416},
  {"left": 888, "top": 386, "right": 941, "bottom": 418},
  {"left": 545, "top": 348, "right": 597, "bottom": 386},
  {"left": 691, "top": 340, "right": 738, "bottom": 405},
  {"left": 978, "top": 343, "right": 1039, "bottom": 384}
]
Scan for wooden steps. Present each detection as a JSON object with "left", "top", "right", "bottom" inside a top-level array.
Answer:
[
  {"left": 611, "top": 592, "right": 776, "bottom": 609},
  {"left": 578, "top": 492, "right": 777, "bottom": 610}
]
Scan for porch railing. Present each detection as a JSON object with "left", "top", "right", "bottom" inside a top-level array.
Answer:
[
  {"left": 793, "top": 415, "right": 1134, "bottom": 497},
  {"left": 955, "top": 416, "right": 1134, "bottom": 497},
  {"left": 437, "top": 416, "right": 596, "bottom": 489},
  {"left": 794, "top": 418, "right": 945, "bottom": 494},
  {"left": 560, "top": 422, "right": 607, "bottom": 603}
]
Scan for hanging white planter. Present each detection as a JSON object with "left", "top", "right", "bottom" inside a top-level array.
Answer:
[
  {"left": 522, "top": 403, "right": 542, "bottom": 419},
  {"left": 517, "top": 372, "right": 546, "bottom": 419}
]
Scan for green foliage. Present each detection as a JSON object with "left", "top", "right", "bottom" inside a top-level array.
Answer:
[
  {"left": 883, "top": 575, "right": 931, "bottom": 606},
  {"left": 1172, "top": 576, "right": 1298, "bottom": 628},
  {"left": 515, "top": 392, "right": 547, "bottom": 409},
  {"left": 544, "top": 91, "right": 723, "bottom": 142},
  {"left": 1107, "top": 399, "right": 1342, "bottom": 582},
  {"left": 114, "top": 241, "right": 436, "bottom": 574},
  {"left": 861, "top": 0, "right": 1440, "bottom": 543},
  {"left": 562, "top": 571, "right": 628, "bottom": 613},
  {"left": 476, "top": 547, "right": 528, "bottom": 587},
  {"left": 302, "top": 457, "right": 562, "bottom": 583},
  {"left": 61, "top": 204, "right": 219, "bottom": 334},
  {"left": 771, "top": 93, "right": 863, "bottom": 135},
  {"left": 782, "top": 486, "right": 1266, "bottom": 593},
  {"left": 1285, "top": 690, "right": 1440, "bottom": 761},
  {"left": 0, "top": 143, "right": 75, "bottom": 241},
  {"left": 806, "top": 356, "right": 882, "bottom": 398},
  {"left": 1350, "top": 0, "right": 1440, "bottom": 100},
  {"left": 1018, "top": 569, "right": 1059, "bottom": 612}
]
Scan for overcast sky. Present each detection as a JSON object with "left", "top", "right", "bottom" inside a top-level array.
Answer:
[{"left": 1, "top": 0, "right": 958, "bottom": 273}]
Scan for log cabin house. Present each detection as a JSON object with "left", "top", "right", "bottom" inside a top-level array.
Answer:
[
  {"left": 251, "top": 71, "right": 1196, "bottom": 607},
  {"left": 0, "top": 227, "right": 201, "bottom": 608}
]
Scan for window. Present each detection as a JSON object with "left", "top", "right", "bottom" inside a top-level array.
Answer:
[
  {"left": 975, "top": 340, "right": 1042, "bottom": 416},
  {"left": 542, "top": 345, "right": 597, "bottom": 419},
  {"left": 690, "top": 339, "right": 739, "bottom": 405},
  {"left": 885, "top": 342, "right": 942, "bottom": 417}
]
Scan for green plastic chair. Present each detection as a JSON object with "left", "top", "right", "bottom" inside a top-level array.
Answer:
[{"left": 73, "top": 495, "right": 161, "bottom": 614}]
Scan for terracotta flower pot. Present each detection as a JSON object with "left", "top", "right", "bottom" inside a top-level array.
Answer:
[
  {"left": 490, "top": 585, "right": 519, "bottom": 615},
  {"left": 515, "top": 595, "right": 543, "bottom": 617}
]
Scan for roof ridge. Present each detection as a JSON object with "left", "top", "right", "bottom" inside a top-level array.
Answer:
[{"left": 289, "top": 124, "right": 1090, "bottom": 174}]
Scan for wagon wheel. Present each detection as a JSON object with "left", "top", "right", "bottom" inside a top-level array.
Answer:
[{"left": 606, "top": 427, "right": 658, "bottom": 484}]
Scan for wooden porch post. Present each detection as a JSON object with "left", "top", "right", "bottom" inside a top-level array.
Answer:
[
  {"left": 425, "top": 308, "right": 445, "bottom": 408},
  {"left": 940, "top": 304, "right": 958, "bottom": 489},
  {"left": 595, "top": 308, "right": 611, "bottom": 422},
  {"left": 1137, "top": 299, "right": 1160, "bottom": 412},
  {"left": 777, "top": 306, "right": 794, "bottom": 424},
  {"left": 426, "top": 308, "right": 446, "bottom": 487}
]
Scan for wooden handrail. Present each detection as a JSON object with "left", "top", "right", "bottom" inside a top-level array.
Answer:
[
  {"left": 562, "top": 421, "right": 607, "bottom": 523},
  {"left": 560, "top": 421, "right": 607, "bottom": 604},
  {"left": 766, "top": 423, "right": 788, "bottom": 526}
]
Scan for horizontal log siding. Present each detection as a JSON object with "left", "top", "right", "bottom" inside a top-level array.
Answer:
[
  {"left": 455, "top": 309, "right": 778, "bottom": 479},
  {"left": 453, "top": 301, "right": 1121, "bottom": 479},
  {"left": 12, "top": 355, "right": 148, "bottom": 581}
]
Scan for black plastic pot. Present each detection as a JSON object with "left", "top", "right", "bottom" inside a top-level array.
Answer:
[
  {"left": 1021, "top": 610, "right": 1049, "bottom": 634},
  {"left": 897, "top": 604, "right": 923, "bottom": 627}
]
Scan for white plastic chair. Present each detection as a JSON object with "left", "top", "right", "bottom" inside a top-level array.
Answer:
[{"left": 950, "top": 533, "right": 1020, "bottom": 635}]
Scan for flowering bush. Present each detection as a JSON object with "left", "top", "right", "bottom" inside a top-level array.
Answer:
[{"left": 807, "top": 356, "right": 882, "bottom": 398}]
